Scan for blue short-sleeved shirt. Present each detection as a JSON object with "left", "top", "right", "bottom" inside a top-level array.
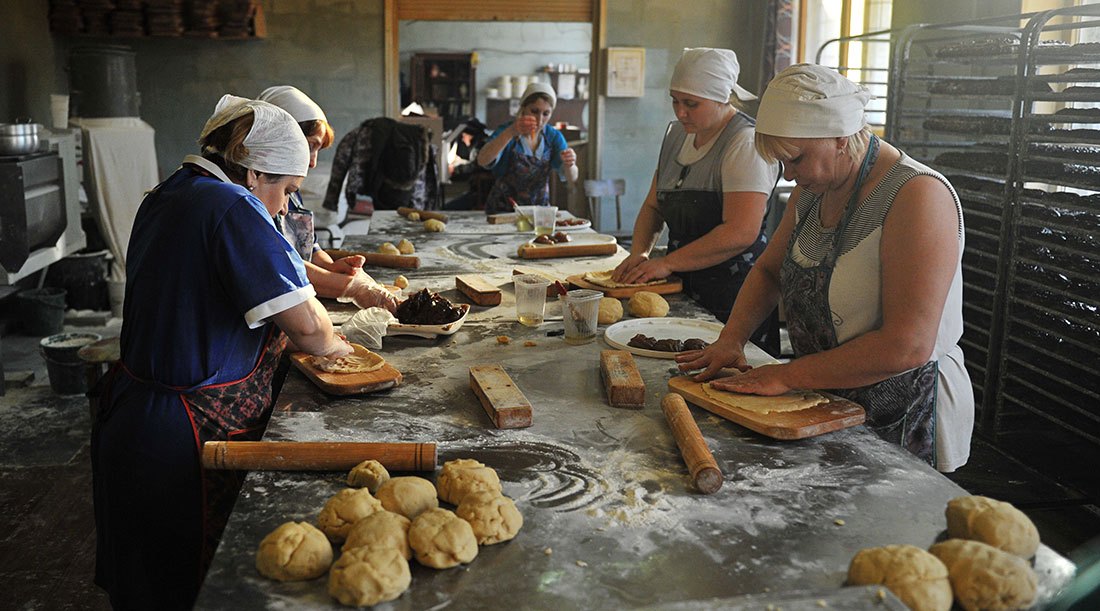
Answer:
[
  {"left": 484, "top": 121, "right": 569, "bottom": 180},
  {"left": 121, "top": 165, "right": 313, "bottom": 386}
]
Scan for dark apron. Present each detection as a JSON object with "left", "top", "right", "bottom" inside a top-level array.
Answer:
[
  {"left": 778, "top": 136, "right": 937, "bottom": 466},
  {"left": 277, "top": 193, "right": 317, "bottom": 262},
  {"left": 485, "top": 137, "right": 553, "bottom": 214},
  {"left": 656, "top": 156, "right": 778, "bottom": 355},
  {"left": 93, "top": 324, "right": 287, "bottom": 605}
]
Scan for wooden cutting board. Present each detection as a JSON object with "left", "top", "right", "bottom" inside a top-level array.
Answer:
[
  {"left": 290, "top": 352, "right": 402, "bottom": 395},
  {"left": 567, "top": 273, "right": 683, "bottom": 298},
  {"left": 518, "top": 237, "right": 618, "bottom": 259},
  {"left": 668, "top": 376, "right": 865, "bottom": 440}
]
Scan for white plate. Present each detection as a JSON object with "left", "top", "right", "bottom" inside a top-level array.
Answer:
[
  {"left": 388, "top": 303, "right": 470, "bottom": 338},
  {"left": 603, "top": 317, "right": 724, "bottom": 359},
  {"left": 554, "top": 217, "right": 592, "bottom": 231},
  {"left": 525, "top": 233, "right": 616, "bottom": 248}
]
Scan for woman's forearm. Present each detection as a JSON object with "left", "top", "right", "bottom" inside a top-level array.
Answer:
[
  {"left": 272, "top": 298, "right": 343, "bottom": 355},
  {"left": 476, "top": 125, "right": 516, "bottom": 167}
]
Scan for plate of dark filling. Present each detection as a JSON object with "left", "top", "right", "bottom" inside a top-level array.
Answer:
[
  {"left": 603, "top": 317, "right": 723, "bottom": 359},
  {"left": 389, "top": 288, "right": 470, "bottom": 338}
]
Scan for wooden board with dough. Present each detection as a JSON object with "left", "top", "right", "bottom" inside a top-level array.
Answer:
[
  {"left": 668, "top": 375, "right": 865, "bottom": 440},
  {"left": 517, "top": 234, "right": 618, "bottom": 259},
  {"left": 567, "top": 272, "right": 683, "bottom": 298},
  {"left": 290, "top": 347, "right": 402, "bottom": 395}
]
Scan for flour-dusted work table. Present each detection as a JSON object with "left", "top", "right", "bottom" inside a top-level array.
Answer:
[{"left": 195, "top": 213, "right": 1075, "bottom": 609}]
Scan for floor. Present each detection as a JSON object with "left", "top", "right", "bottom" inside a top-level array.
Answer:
[{"left": 1, "top": 312, "right": 1098, "bottom": 610}]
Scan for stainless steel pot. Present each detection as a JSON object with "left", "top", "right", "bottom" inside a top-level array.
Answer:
[{"left": 0, "top": 121, "right": 41, "bottom": 155}]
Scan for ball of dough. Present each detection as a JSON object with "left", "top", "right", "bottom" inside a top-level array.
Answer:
[
  {"left": 847, "top": 544, "right": 952, "bottom": 611},
  {"left": 343, "top": 510, "right": 412, "bottom": 558},
  {"left": 628, "top": 291, "right": 669, "bottom": 317},
  {"left": 946, "top": 495, "right": 1039, "bottom": 558},
  {"left": 374, "top": 476, "right": 439, "bottom": 519},
  {"left": 424, "top": 218, "right": 446, "bottom": 232},
  {"left": 407, "top": 211, "right": 421, "bottom": 221},
  {"left": 928, "top": 539, "right": 1037, "bottom": 611},
  {"left": 255, "top": 521, "right": 333, "bottom": 582},
  {"left": 408, "top": 508, "right": 478, "bottom": 568},
  {"left": 437, "top": 458, "right": 502, "bottom": 506},
  {"left": 378, "top": 242, "right": 400, "bottom": 255},
  {"left": 598, "top": 297, "right": 623, "bottom": 324},
  {"left": 456, "top": 491, "right": 523, "bottom": 545},
  {"left": 347, "top": 459, "right": 390, "bottom": 493},
  {"left": 328, "top": 545, "right": 411, "bottom": 607},
  {"left": 393, "top": 275, "right": 409, "bottom": 289},
  {"left": 317, "top": 488, "right": 384, "bottom": 543},
  {"left": 397, "top": 238, "right": 415, "bottom": 255}
]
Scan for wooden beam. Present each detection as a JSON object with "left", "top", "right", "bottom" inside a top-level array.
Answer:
[
  {"left": 590, "top": 0, "right": 606, "bottom": 181},
  {"left": 396, "top": 1, "right": 592, "bottom": 22},
  {"left": 385, "top": 0, "right": 399, "bottom": 117}
]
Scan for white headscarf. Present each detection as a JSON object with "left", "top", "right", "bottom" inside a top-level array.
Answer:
[
  {"left": 755, "top": 64, "right": 872, "bottom": 138},
  {"left": 199, "top": 95, "right": 310, "bottom": 177},
  {"left": 256, "top": 85, "right": 327, "bottom": 124},
  {"left": 669, "top": 48, "right": 757, "bottom": 103},
  {"left": 520, "top": 81, "right": 557, "bottom": 109}
]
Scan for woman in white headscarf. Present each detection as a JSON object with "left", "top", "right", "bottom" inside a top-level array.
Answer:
[
  {"left": 91, "top": 95, "right": 354, "bottom": 609},
  {"left": 477, "top": 81, "right": 578, "bottom": 213},
  {"left": 677, "top": 64, "right": 974, "bottom": 472},
  {"left": 256, "top": 85, "right": 397, "bottom": 312},
  {"left": 612, "top": 48, "right": 781, "bottom": 354}
]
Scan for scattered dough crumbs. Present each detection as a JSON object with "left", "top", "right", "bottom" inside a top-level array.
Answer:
[
  {"left": 524, "top": 341, "right": 537, "bottom": 347},
  {"left": 575, "top": 560, "right": 587, "bottom": 567},
  {"left": 834, "top": 519, "right": 846, "bottom": 525},
  {"left": 877, "top": 588, "right": 887, "bottom": 600},
  {"left": 817, "top": 601, "right": 827, "bottom": 607},
  {"left": 496, "top": 336, "right": 510, "bottom": 344},
  {"left": 544, "top": 548, "right": 552, "bottom": 555}
]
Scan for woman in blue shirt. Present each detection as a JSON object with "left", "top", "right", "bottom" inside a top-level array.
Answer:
[
  {"left": 91, "top": 95, "right": 353, "bottom": 609},
  {"left": 477, "top": 82, "right": 578, "bottom": 214}
]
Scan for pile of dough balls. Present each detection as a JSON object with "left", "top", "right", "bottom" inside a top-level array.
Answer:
[
  {"left": 254, "top": 457, "right": 523, "bottom": 608},
  {"left": 628, "top": 291, "right": 669, "bottom": 318},
  {"left": 846, "top": 494, "right": 1039, "bottom": 611},
  {"left": 424, "top": 218, "right": 446, "bottom": 232}
]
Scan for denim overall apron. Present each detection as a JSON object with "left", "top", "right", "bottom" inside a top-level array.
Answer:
[{"left": 778, "top": 135, "right": 937, "bottom": 465}]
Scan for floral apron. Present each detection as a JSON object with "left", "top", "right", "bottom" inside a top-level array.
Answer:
[
  {"left": 276, "top": 192, "right": 316, "bottom": 261},
  {"left": 485, "top": 137, "right": 553, "bottom": 214},
  {"left": 779, "top": 135, "right": 937, "bottom": 466}
]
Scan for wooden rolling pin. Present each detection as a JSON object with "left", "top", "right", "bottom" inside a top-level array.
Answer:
[
  {"left": 396, "top": 207, "right": 447, "bottom": 222},
  {"left": 202, "top": 441, "right": 436, "bottom": 472},
  {"left": 324, "top": 250, "right": 421, "bottom": 269},
  {"left": 661, "top": 393, "right": 723, "bottom": 494}
]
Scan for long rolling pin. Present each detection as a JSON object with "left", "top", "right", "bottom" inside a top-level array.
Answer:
[
  {"left": 324, "top": 250, "right": 421, "bottom": 269},
  {"left": 396, "top": 206, "right": 447, "bottom": 222},
  {"left": 202, "top": 441, "right": 436, "bottom": 472},
  {"left": 661, "top": 393, "right": 723, "bottom": 494}
]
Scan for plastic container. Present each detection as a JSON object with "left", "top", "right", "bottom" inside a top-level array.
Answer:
[
  {"left": 40, "top": 332, "right": 101, "bottom": 395},
  {"left": 559, "top": 289, "right": 601, "bottom": 344},
  {"left": 17, "top": 287, "right": 67, "bottom": 336},
  {"left": 46, "top": 250, "right": 109, "bottom": 310}
]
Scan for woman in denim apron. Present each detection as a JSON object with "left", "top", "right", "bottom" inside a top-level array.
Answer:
[
  {"left": 676, "top": 65, "right": 974, "bottom": 471},
  {"left": 612, "top": 49, "right": 781, "bottom": 354}
]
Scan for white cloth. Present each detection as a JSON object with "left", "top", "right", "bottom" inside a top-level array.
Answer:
[
  {"left": 670, "top": 47, "right": 757, "bottom": 103},
  {"left": 71, "top": 117, "right": 159, "bottom": 282},
  {"left": 788, "top": 153, "right": 973, "bottom": 472},
  {"left": 199, "top": 95, "right": 309, "bottom": 177},
  {"left": 756, "top": 63, "right": 871, "bottom": 138},
  {"left": 257, "top": 85, "right": 327, "bottom": 123},
  {"left": 520, "top": 81, "right": 557, "bottom": 108},
  {"left": 675, "top": 125, "right": 778, "bottom": 194}
]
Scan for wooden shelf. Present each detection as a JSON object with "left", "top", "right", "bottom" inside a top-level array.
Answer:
[
  {"left": 411, "top": 53, "right": 476, "bottom": 130},
  {"left": 48, "top": 2, "right": 266, "bottom": 40}
]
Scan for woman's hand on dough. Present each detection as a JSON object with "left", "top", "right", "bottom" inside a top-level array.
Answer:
[
  {"left": 708, "top": 364, "right": 790, "bottom": 396},
  {"left": 323, "top": 335, "right": 354, "bottom": 358},
  {"left": 612, "top": 254, "right": 648, "bottom": 283},
  {"left": 561, "top": 148, "right": 577, "bottom": 167},
  {"left": 330, "top": 255, "right": 365, "bottom": 275},
  {"left": 675, "top": 337, "right": 750, "bottom": 381},
  {"left": 621, "top": 258, "right": 672, "bottom": 284}
]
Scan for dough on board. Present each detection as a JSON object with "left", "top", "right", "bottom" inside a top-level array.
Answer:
[
  {"left": 628, "top": 291, "right": 669, "bottom": 317},
  {"left": 583, "top": 269, "right": 667, "bottom": 289},
  {"left": 456, "top": 491, "right": 523, "bottom": 545},
  {"left": 347, "top": 459, "right": 389, "bottom": 493},
  {"left": 408, "top": 507, "right": 478, "bottom": 569},
  {"left": 374, "top": 476, "right": 439, "bottom": 519},
  {"left": 328, "top": 545, "right": 411, "bottom": 607},
  {"left": 311, "top": 343, "right": 385, "bottom": 374},
  {"left": 436, "top": 458, "right": 502, "bottom": 506},
  {"left": 397, "top": 238, "right": 415, "bottom": 254},
  {"left": 255, "top": 521, "right": 333, "bottom": 582},
  {"left": 928, "top": 539, "right": 1037, "bottom": 611},
  {"left": 342, "top": 510, "right": 412, "bottom": 559},
  {"left": 945, "top": 495, "right": 1040, "bottom": 558},
  {"left": 847, "top": 544, "right": 952, "bottom": 611},
  {"left": 317, "top": 488, "right": 384, "bottom": 543},
  {"left": 701, "top": 381, "right": 827, "bottom": 414}
]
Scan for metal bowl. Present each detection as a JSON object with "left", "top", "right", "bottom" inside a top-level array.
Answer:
[{"left": 0, "top": 123, "right": 40, "bottom": 155}]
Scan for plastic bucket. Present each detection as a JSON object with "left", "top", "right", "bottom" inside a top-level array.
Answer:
[
  {"left": 17, "top": 287, "right": 67, "bottom": 336},
  {"left": 39, "top": 332, "right": 101, "bottom": 395},
  {"left": 47, "top": 250, "right": 109, "bottom": 310}
]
